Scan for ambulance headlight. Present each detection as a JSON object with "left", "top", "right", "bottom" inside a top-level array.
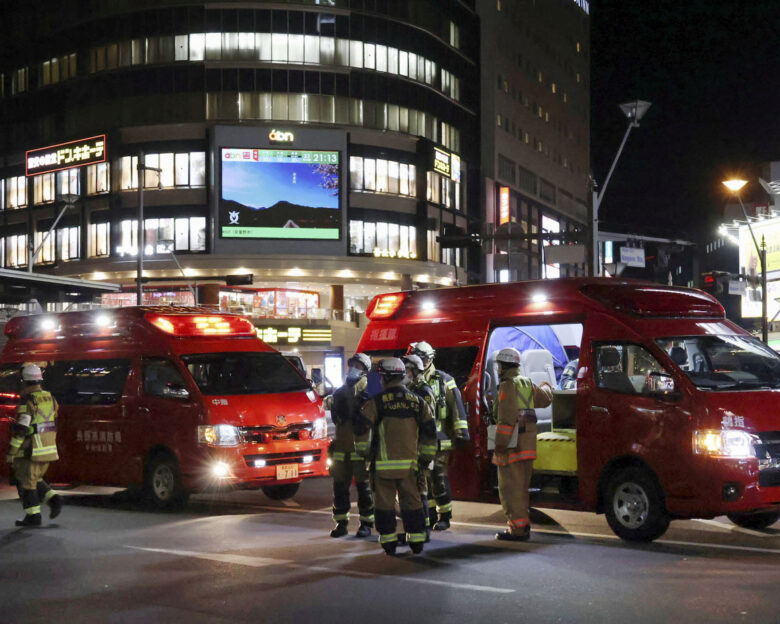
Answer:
[
  {"left": 312, "top": 417, "right": 328, "bottom": 440},
  {"left": 198, "top": 424, "right": 241, "bottom": 446},
  {"left": 210, "top": 461, "right": 231, "bottom": 478},
  {"left": 694, "top": 429, "right": 758, "bottom": 459}
]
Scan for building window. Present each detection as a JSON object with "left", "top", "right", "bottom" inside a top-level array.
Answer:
[
  {"left": 87, "top": 162, "right": 110, "bottom": 194},
  {"left": 540, "top": 178, "right": 556, "bottom": 204},
  {"left": 11, "top": 68, "right": 28, "bottom": 95},
  {"left": 497, "top": 154, "right": 516, "bottom": 185},
  {"left": 118, "top": 217, "right": 205, "bottom": 256},
  {"left": 33, "top": 173, "right": 55, "bottom": 204},
  {"left": 89, "top": 222, "right": 110, "bottom": 257},
  {"left": 57, "top": 226, "right": 80, "bottom": 261},
  {"left": 118, "top": 152, "right": 205, "bottom": 190},
  {"left": 57, "top": 169, "right": 80, "bottom": 196},
  {"left": 427, "top": 228, "right": 440, "bottom": 263},
  {"left": 5, "top": 234, "right": 28, "bottom": 267},
  {"left": 449, "top": 22, "right": 460, "bottom": 49},
  {"left": 34, "top": 231, "right": 55, "bottom": 264},
  {"left": 517, "top": 165, "right": 537, "bottom": 195},
  {"left": 41, "top": 53, "right": 77, "bottom": 87},
  {"left": 349, "top": 219, "right": 416, "bottom": 259},
  {"left": 5, "top": 176, "right": 27, "bottom": 208}
]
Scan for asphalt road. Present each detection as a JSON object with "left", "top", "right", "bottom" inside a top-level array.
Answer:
[{"left": 1, "top": 479, "right": 778, "bottom": 624}]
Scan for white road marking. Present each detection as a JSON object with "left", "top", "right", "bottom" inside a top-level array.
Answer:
[
  {"left": 126, "top": 545, "right": 515, "bottom": 594},
  {"left": 693, "top": 518, "right": 772, "bottom": 539},
  {"left": 240, "top": 505, "right": 780, "bottom": 556}
]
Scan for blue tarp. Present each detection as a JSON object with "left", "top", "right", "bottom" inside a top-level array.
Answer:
[{"left": 486, "top": 325, "right": 569, "bottom": 382}]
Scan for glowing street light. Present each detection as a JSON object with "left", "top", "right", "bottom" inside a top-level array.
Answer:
[{"left": 722, "top": 179, "right": 767, "bottom": 343}]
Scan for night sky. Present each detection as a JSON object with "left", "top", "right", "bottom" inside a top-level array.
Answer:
[{"left": 590, "top": 0, "right": 780, "bottom": 241}]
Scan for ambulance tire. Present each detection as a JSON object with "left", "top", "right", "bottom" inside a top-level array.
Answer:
[
  {"left": 604, "top": 467, "right": 669, "bottom": 542},
  {"left": 261, "top": 483, "right": 300, "bottom": 500},
  {"left": 144, "top": 454, "right": 188, "bottom": 509},
  {"left": 727, "top": 511, "right": 780, "bottom": 530}
]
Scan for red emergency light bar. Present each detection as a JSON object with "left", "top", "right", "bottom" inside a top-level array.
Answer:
[
  {"left": 366, "top": 293, "right": 408, "bottom": 320},
  {"left": 145, "top": 313, "right": 256, "bottom": 337}
]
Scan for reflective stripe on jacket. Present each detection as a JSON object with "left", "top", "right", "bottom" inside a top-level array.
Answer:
[
  {"left": 356, "top": 380, "right": 436, "bottom": 478},
  {"left": 10, "top": 389, "right": 59, "bottom": 463}
]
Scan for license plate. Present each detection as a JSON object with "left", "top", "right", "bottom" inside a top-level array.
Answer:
[{"left": 276, "top": 463, "right": 299, "bottom": 480}]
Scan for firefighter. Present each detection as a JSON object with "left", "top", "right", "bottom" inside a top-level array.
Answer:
[
  {"left": 326, "top": 353, "right": 374, "bottom": 538},
  {"left": 490, "top": 347, "right": 552, "bottom": 541},
  {"left": 5, "top": 364, "right": 62, "bottom": 527},
  {"left": 355, "top": 358, "right": 437, "bottom": 555},
  {"left": 407, "top": 341, "right": 469, "bottom": 531},
  {"left": 403, "top": 354, "right": 436, "bottom": 540}
]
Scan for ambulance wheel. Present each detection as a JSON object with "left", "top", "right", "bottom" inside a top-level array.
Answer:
[
  {"left": 605, "top": 467, "right": 669, "bottom": 542},
  {"left": 145, "top": 455, "right": 188, "bottom": 509},
  {"left": 261, "top": 483, "right": 300, "bottom": 500},
  {"left": 727, "top": 511, "right": 780, "bottom": 530}
]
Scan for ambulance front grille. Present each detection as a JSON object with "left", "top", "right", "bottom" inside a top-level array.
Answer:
[{"left": 244, "top": 450, "right": 322, "bottom": 467}]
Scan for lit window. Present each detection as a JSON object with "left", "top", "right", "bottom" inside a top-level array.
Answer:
[
  {"left": 5, "top": 234, "right": 28, "bottom": 267},
  {"left": 376, "top": 159, "right": 388, "bottom": 193},
  {"left": 350, "top": 156, "right": 363, "bottom": 191},
  {"left": 57, "top": 226, "right": 80, "bottom": 261},
  {"left": 120, "top": 156, "right": 139, "bottom": 190},
  {"left": 33, "top": 173, "right": 55, "bottom": 204},
  {"left": 87, "top": 162, "right": 110, "bottom": 194},
  {"left": 35, "top": 230, "right": 55, "bottom": 264},
  {"left": 89, "top": 222, "right": 109, "bottom": 257},
  {"left": 6, "top": 176, "right": 27, "bottom": 208},
  {"left": 190, "top": 152, "right": 206, "bottom": 186},
  {"left": 364, "top": 158, "right": 376, "bottom": 191},
  {"left": 57, "top": 169, "right": 80, "bottom": 196}
]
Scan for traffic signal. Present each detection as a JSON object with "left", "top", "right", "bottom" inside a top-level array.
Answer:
[{"left": 700, "top": 272, "right": 723, "bottom": 295}]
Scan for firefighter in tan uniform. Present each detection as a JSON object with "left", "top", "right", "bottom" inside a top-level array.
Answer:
[
  {"left": 355, "top": 358, "right": 437, "bottom": 555},
  {"left": 326, "top": 353, "right": 374, "bottom": 538},
  {"left": 5, "top": 364, "right": 62, "bottom": 527},
  {"left": 403, "top": 354, "right": 436, "bottom": 540},
  {"left": 490, "top": 348, "right": 552, "bottom": 541},
  {"left": 408, "top": 341, "right": 470, "bottom": 531}
]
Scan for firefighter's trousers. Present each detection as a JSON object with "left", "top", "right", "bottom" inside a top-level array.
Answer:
[
  {"left": 331, "top": 456, "right": 374, "bottom": 525},
  {"left": 497, "top": 459, "right": 533, "bottom": 534},
  {"left": 426, "top": 451, "right": 453, "bottom": 516},
  {"left": 13, "top": 459, "right": 54, "bottom": 517},
  {"left": 373, "top": 470, "right": 426, "bottom": 546},
  {"left": 416, "top": 466, "right": 431, "bottom": 528}
]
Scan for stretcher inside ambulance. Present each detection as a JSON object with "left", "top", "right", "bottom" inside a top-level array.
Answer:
[
  {"left": 0, "top": 308, "right": 329, "bottom": 507},
  {"left": 357, "top": 279, "right": 780, "bottom": 541}
]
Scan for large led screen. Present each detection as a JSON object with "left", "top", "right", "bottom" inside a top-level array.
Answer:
[{"left": 220, "top": 148, "right": 340, "bottom": 239}]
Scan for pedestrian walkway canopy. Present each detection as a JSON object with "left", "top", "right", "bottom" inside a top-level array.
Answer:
[{"left": 0, "top": 269, "right": 120, "bottom": 305}]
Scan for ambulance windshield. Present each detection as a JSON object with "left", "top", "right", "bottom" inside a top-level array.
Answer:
[
  {"left": 182, "top": 352, "right": 310, "bottom": 395},
  {"left": 655, "top": 335, "right": 780, "bottom": 390}
]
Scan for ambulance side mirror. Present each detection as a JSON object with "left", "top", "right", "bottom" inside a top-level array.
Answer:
[
  {"left": 163, "top": 383, "right": 190, "bottom": 400},
  {"left": 645, "top": 372, "right": 679, "bottom": 401}
]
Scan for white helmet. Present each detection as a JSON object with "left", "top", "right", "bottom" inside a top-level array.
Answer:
[
  {"left": 377, "top": 358, "right": 406, "bottom": 376},
  {"left": 408, "top": 341, "right": 435, "bottom": 362},
  {"left": 495, "top": 347, "right": 522, "bottom": 366},
  {"left": 404, "top": 354, "right": 425, "bottom": 374},
  {"left": 21, "top": 364, "right": 43, "bottom": 382},
  {"left": 348, "top": 353, "right": 371, "bottom": 371}
]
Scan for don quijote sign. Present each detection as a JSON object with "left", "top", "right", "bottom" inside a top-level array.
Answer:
[{"left": 26, "top": 135, "right": 106, "bottom": 176}]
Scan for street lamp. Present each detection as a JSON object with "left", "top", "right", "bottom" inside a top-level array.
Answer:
[
  {"left": 591, "top": 99, "right": 652, "bottom": 276},
  {"left": 723, "top": 178, "right": 767, "bottom": 343}
]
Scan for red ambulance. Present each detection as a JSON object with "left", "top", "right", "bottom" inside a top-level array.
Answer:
[
  {"left": 0, "top": 308, "right": 329, "bottom": 506},
  {"left": 357, "top": 278, "right": 780, "bottom": 541}
]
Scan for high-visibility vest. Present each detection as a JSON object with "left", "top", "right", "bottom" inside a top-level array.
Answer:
[{"left": 9, "top": 390, "right": 59, "bottom": 463}]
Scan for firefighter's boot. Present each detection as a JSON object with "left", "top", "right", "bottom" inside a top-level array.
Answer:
[
  {"left": 409, "top": 541, "right": 424, "bottom": 554},
  {"left": 355, "top": 522, "right": 372, "bottom": 538},
  {"left": 382, "top": 542, "right": 397, "bottom": 556},
  {"left": 15, "top": 513, "right": 42, "bottom": 528},
  {"left": 495, "top": 527, "right": 530, "bottom": 542},
  {"left": 48, "top": 494, "right": 63, "bottom": 520},
  {"left": 428, "top": 508, "right": 438, "bottom": 530},
  {"left": 330, "top": 520, "right": 349, "bottom": 538},
  {"left": 433, "top": 512, "right": 451, "bottom": 531}
]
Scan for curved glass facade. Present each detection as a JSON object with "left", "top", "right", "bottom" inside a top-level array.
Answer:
[{"left": 0, "top": 1, "right": 478, "bottom": 302}]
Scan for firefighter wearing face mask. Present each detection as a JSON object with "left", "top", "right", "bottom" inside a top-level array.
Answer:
[
  {"left": 5, "top": 364, "right": 62, "bottom": 528},
  {"left": 355, "top": 358, "right": 437, "bottom": 555},
  {"left": 490, "top": 347, "right": 552, "bottom": 541},
  {"left": 408, "top": 341, "right": 470, "bottom": 531},
  {"left": 403, "top": 354, "right": 436, "bottom": 540},
  {"left": 326, "top": 353, "right": 374, "bottom": 538}
]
